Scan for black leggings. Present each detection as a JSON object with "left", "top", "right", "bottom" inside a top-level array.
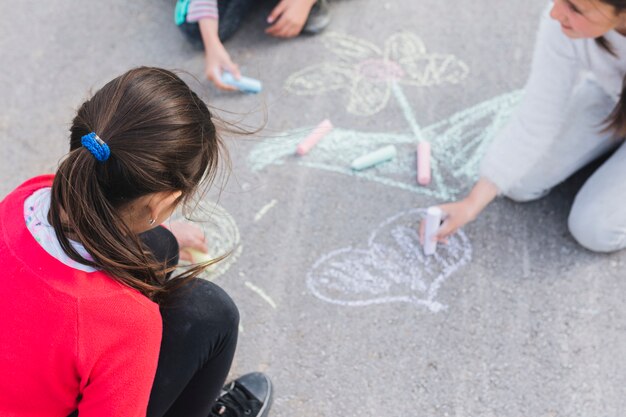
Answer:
[{"left": 70, "top": 226, "right": 239, "bottom": 417}]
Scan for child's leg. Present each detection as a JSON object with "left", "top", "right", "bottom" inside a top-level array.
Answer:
[
  {"left": 179, "top": 0, "right": 257, "bottom": 46},
  {"left": 65, "top": 227, "right": 237, "bottom": 417},
  {"left": 67, "top": 227, "right": 268, "bottom": 417},
  {"left": 217, "top": 0, "right": 258, "bottom": 41},
  {"left": 136, "top": 226, "right": 238, "bottom": 416},
  {"left": 502, "top": 78, "right": 618, "bottom": 202},
  {"left": 148, "top": 278, "right": 240, "bottom": 417},
  {"left": 568, "top": 139, "right": 626, "bottom": 252},
  {"left": 140, "top": 226, "right": 180, "bottom": 277},
  {"left": 178, "top": 20, "right": 204, "bottom": 49},
  {"left": 302, "top": 0, "right": 331, "bottom": 34}
]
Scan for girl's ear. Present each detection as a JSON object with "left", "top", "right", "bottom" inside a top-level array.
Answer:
[{"left": 149, "top": 190, "right": 184, "bottom": 222}]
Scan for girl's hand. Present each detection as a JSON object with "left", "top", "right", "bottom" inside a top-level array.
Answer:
[
  {"left": 266, "top": 0, "right": 316, "bottom": 38},
  {"left": 204, "top": 40, "right": 241, "bottom": 90},
  {"left": 168, "top": 220, "right": 209, "bottom": 262},
  {"left": 420, "top": 177, "right": 499, "bottom": 244},
  {"left": 419, "top": 200, "right": 477, "bottom": 244},
  {"left": 198, "top": 18, "right": 241, "bottom": 90}
]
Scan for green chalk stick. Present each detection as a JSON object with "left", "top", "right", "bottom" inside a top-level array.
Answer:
[{"left": 350, "top": 145, "right": 397, "bottom": 171}]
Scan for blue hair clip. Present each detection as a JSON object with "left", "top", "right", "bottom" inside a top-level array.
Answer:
[{"left": 81, "top": 132, "right": 110, "bottom": 162}]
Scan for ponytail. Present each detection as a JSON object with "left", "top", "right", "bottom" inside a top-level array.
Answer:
[
  {"left": 50, "top": 67, "right": 227, "bottom": 303},
  {"left": 50, "top": 150, "right": 167, "bottom": 300}
]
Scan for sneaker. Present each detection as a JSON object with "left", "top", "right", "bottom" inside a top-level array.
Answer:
[
  {"left": 302, "top": 0, "right": 331, "bottom": 35},
  {"left": 210, "top": 372, "right": 273, "bottom": 417}
]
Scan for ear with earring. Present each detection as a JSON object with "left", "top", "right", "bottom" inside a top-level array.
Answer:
[{"left": 148, "top": 218, "right": 156, "bottom": 226}]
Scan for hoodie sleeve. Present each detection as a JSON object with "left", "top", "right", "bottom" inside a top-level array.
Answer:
[{"left": 480, "top": 5, "right": 581, "bottom": 194}]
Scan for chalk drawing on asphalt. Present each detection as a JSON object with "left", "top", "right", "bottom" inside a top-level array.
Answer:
[
  {"left": 174, "top": 200, "right": 242, "bottom": 280},
  {"left": 248, "top": 90, "right": 521, "bottom": 200},
  {"left": 284, "top": 32, "right": 469, "bottom": 117},
  {"left": 306, "top": 208, "right": 472, "bottom": 312},
  {"left": 245, "top": 281, "right": 278, "bottom": 309},
  {"left": 254, "top": 199, "right": 278, "bottom": 222}
]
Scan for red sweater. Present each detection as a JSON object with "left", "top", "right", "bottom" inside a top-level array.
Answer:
[{"left": 0, "top": 176, "right": 162, "bottom": 417}]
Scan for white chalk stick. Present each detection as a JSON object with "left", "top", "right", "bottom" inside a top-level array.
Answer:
[
  {"left": 296, "top": 119, "right": 333, "bottom": 155},
  {"left": 423, "top": 206, "right": 442, "bottom": 256},
  {"left": 351, "top": 145, "right": 397, "bottom": 171}
]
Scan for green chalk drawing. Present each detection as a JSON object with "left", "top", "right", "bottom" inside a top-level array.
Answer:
[
  {"left": 284, "top": 32, "right": 469, "bottom": 117},
  {"left": 248, "top": 90, "right": 522, "bottom": 200},
  {"left": 390, "top": 81, "right": 425, "bottom": 142},
  {"left": 269, "top": 31, "right": 521, "bottom": 311}
]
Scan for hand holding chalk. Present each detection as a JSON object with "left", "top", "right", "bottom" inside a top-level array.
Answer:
[
  {"left": 204, "top": 39, "right": 241, "bottom": 90},
  {"left": 168, "top": 220, "right": 209, "bottom": 261},
  {"left": 221, "top": 71, "right": 262, "bottom": 93},
  {"left": 429, "top": 199, "right": 481, "bottom": 244},
  {"left": 185, "top": 248, "right": 214, "bottom": 264},
  {"left": 296, "top": 119, "right": 333, "bottom": 155},
  {"left": 422, "top": 207, "right": 442, "bottom": 256}
]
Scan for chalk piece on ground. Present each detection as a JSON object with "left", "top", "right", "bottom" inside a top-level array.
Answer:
[
  {"left": 221, "top": 72, "right": 262, "bottom": 93},
  {"left": 423, "top": 206, "right": 442, "bottom": 256},
  {"left": 185, "top": 248, "right": 214, "bottom": 264},
  {"left": 417, "top": 141, "right": 431, "bottom": 185},
  {"left": 351, "top": 145, "right": 397, "bottom": 171},
  {"left": 296, "top": 119, "right": 333, "bottom": 155}
]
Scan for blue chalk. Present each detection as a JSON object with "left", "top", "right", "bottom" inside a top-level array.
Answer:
[{"left": 221, "top": 72, "right": 262, "bottom": 93}]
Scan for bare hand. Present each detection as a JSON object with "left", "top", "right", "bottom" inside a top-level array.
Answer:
[
  {"left": 266, "top": 0, "right": 315, "bottom": 38},
  {"left": 168, "top": 220, "right": 209, "bottom": 262},
  {"left": 419, "top": 178, "right": 497, "bottom": 245},
  {"left": 204, "top": 40, "right": 241, "bottom": 90},
  {"left": 419, "top": 200, "right": 477, "bottom": 245}
]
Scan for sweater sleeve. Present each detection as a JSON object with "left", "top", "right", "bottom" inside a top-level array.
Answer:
[
  {"left": 186, "top": 0, "right": 219, "bottom": 22},
  {"left": 75, "top": 291, "right": 162, "bottom": 417},
  {"left": 479, "top": 6, "right": 581, "bottom": 194}
]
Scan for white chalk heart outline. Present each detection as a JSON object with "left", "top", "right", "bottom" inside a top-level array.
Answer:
[{"left": 306, "top": 208, "right": 472, "bottom": 312}]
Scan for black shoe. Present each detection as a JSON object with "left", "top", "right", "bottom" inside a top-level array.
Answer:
[
  {"left": 210, "top": 372, "right": 273, "bottom": 417},
  {"left": 302, "top": 0, "right": 331, "bottom": 35}
]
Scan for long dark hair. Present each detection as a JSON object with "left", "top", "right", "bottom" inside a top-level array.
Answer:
[
  {"left": 598, "top": 0, "right": 626, "bottom": 136},
  {"left": 49, "top": 67, "right": 225, "bottom": 302}
]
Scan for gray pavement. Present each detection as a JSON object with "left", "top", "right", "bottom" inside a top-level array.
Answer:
[{"left": 1, "top": 0, "right": 625, "bottom": 416}]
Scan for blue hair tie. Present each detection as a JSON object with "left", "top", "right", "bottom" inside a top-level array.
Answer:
[{"left": 81, "top": 132, "right": 110, "bottom": 162}]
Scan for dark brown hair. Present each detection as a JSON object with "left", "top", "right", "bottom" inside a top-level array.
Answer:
[
  {"left": 597, "top": 0, "right": 626, "bottom": 136},
  {"left": 50, "top": 67, "right": 225, "bottom": 302}
]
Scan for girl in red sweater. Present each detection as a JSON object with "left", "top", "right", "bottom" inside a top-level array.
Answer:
[{"left": 0, "top": 67, "right": 271, "bottom": 417}]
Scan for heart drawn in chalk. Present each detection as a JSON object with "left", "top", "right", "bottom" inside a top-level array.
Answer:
[{"left": 306, "top": 208, "right": 471, "bottom": 312}]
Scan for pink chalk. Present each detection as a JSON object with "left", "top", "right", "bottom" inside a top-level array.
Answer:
[
  {"left": 417, "top": 141, "right": 431, "bottom": 185},
  {"left": 296, "top": 119, "right": 333, "bottom": 156}
]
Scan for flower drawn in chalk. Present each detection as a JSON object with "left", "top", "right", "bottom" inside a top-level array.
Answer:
[
  {"left": 248, "top": 90, "right": 521, "bottom": 201},
  {"left": 285, "top": 32, "right": 469, "bottom": 116},
  {"left": 306, "top": 208, "right": 472, "bottom": 312}
]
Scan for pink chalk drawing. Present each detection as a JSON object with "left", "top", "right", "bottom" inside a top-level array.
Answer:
[{"left": 284, "top": 32, "right": 469, "bottom": 116}]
